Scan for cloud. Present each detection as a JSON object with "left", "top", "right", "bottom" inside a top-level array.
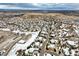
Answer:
[
  {"left": 0, "top": 3, "right": 79, "bottom": 10},
  {"left": 0, "top": 5, "right": 22, "bottom": 9}
]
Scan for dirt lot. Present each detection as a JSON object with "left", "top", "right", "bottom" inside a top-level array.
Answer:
[{"left": 0, "top": 30, "right": 16, "bottom": 44}]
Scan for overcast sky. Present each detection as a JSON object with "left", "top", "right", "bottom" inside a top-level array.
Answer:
[{"left": 0, "top": 3, "right": 79, "bottom": 10}]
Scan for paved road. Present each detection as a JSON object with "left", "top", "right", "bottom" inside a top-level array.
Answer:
[
  {"left": 0, "top": 36, "right": 17, "bottom": 50},
  {"left": 40, "top": 37, "right": 49, "bottom": 56},
  {"left": 1, "top": 36, "right": 23, "bottom": 56},
  {"left": 40, "top": 27, "right": 50, "bottom": 56}
]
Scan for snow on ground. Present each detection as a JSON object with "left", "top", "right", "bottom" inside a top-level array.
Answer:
[
  {"left": 18, "top": 40, "right": 26, "bottom": 44},
  {"left": 62, "top": 47, "right": 70, "bottom": 56},
  {"left": 44, "top": 53, "right": 51, "bottom": 56},
  {"left": 35, "top": 42, "right": 40, "bottom": 46},
  {"left": 0, "top": 28, "right": 10, "bottom": 31},
  {"left": 71, "top": 49, "right": 75, "bottom": 56},
  {"left": 74, "top": 29, "right": 79, "bottom": 36},
  {"left": 67, "top": 40, "right": 76, "bottom": 46},
  {"left": 48, "top": 44, "right": 55, "bottom": 48},
  {"left": 7, "top": 31, "right": 39, "bottom": 56},
  {"left": 0, "top": 28, "right": 39, "bottom": 35}
]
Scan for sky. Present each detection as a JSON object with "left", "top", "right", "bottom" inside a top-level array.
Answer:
[{"left": 0, "top": 3, "right": 79, "bottom": 10}]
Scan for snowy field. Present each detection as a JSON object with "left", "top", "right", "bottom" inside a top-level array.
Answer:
[
  {"left": 0, "top": 28, "right": 39, "bottom": 56},
  {"left": 7, "top": 31, "right": 39, "bottom": 56}
]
